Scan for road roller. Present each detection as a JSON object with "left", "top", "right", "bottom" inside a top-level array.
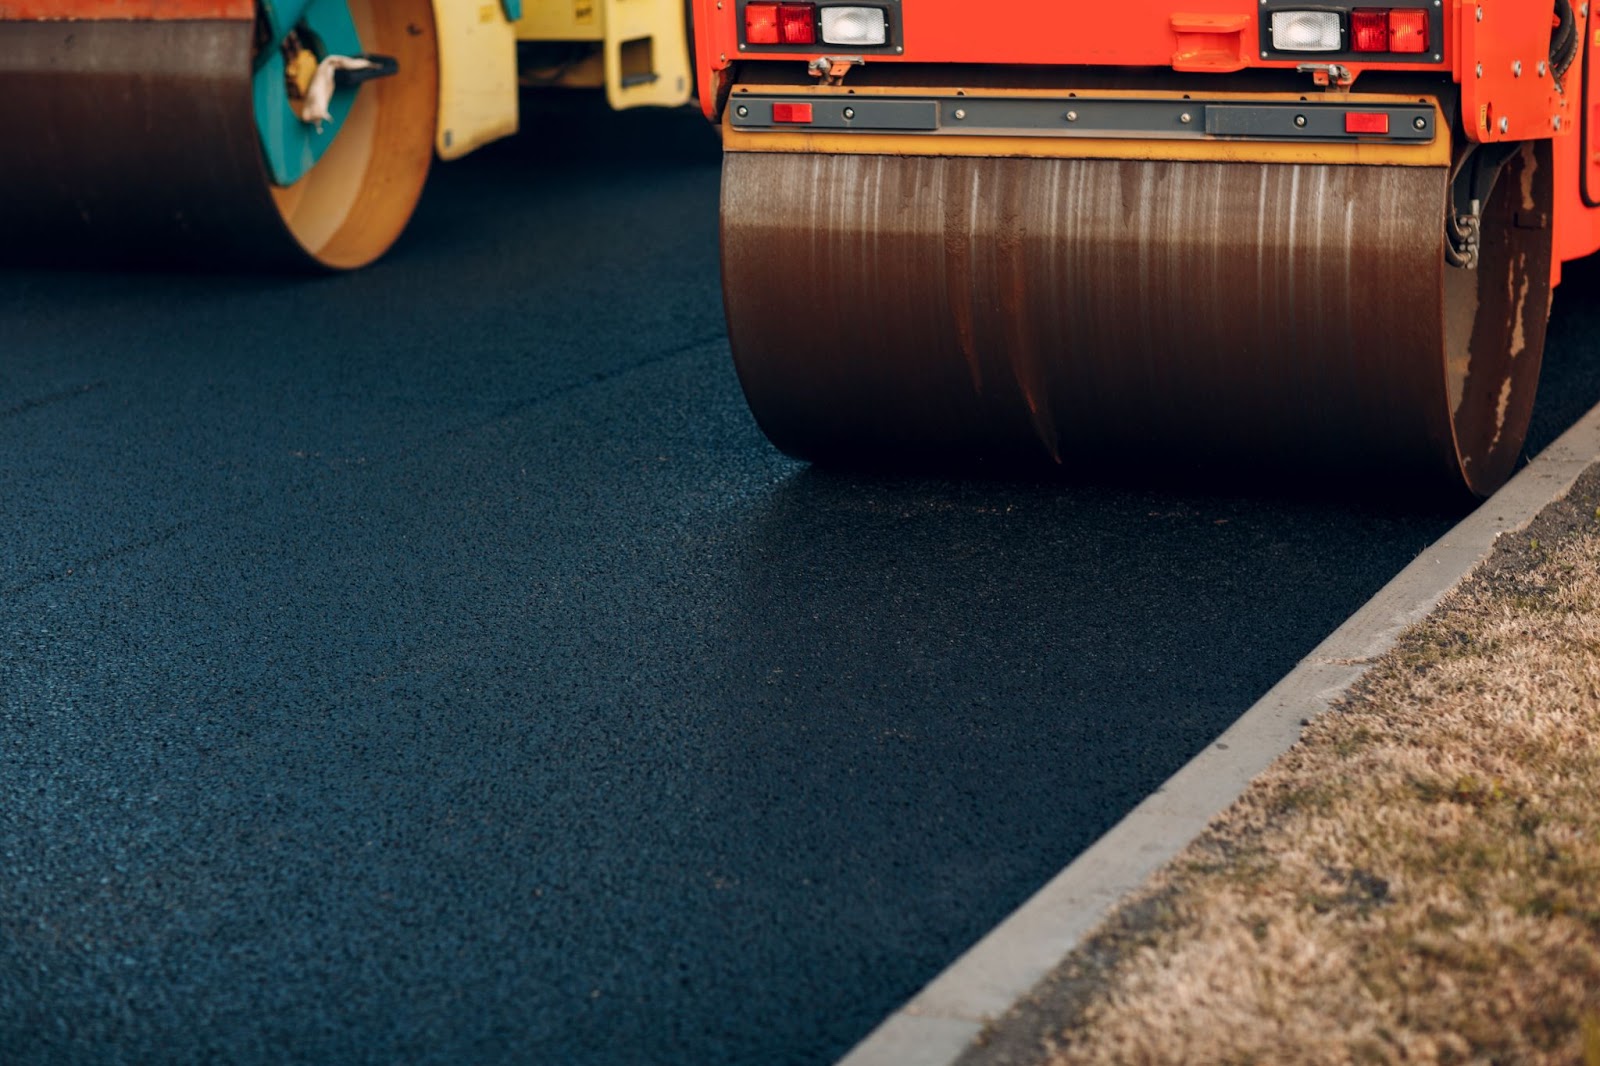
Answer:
[
  {"left": 695, "top": 0, "right": 1600, "bottom": 494},
  {"left": 0, "top": 0, "right": 692, "bottom": 269}
]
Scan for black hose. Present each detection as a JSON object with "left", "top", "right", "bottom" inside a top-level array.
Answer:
[{"left": 1551, "top": 0, "right": 1579, "bottom": 78}]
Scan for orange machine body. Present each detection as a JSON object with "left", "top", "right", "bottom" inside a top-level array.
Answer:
[
  {"left": 694, "top": 0, "right": 1600, "bottom": 268},
  {"left": 697, "top": 0, "right": 1457, "bottom": 82},
  {"left": 1559, "top": 6, "right": 1600, "bottom": 263}
]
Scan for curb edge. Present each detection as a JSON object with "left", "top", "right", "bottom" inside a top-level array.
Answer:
[{"left": 837, "top": 402, "right": 1600, "bottom": 1066}]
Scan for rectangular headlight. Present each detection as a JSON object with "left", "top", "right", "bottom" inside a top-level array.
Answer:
[
  {"left": 820, "top": 7, "right": 888, "bottom": 46},
  {"left": 1270, "top": 11, "right": 1342, "bottom": 51}
]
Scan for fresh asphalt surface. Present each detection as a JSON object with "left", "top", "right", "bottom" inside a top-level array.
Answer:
[{"left": 4, "top": 100, "right": 1599, "bottom": 1065}]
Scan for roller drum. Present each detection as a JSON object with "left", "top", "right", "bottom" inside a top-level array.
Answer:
[
  {"left": 722, "top": 145, "right": 1552, "bottom": 494},
  {"left": 0, "top": 5, "right": 437, "bottom": 270}
]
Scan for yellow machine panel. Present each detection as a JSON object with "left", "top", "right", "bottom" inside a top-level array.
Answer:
[
  {"left": 516, "top": 0, "right": 690, "bottom": 109},
  {"left": 432, "top": 0, "right": 520, "bottom": 160},
  {"left": 517, "top": 0, "right": 605, "bottom": 41}
]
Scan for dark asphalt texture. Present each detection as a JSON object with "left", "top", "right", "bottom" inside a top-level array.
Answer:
[{"left": 3, "top": 101, "right": 1598, "bottom": 1065}]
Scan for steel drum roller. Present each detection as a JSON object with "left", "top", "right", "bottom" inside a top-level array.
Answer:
[
  {"left": 721, "top": 144, "right": 1552, "bottom": 495},
  {"left": 0, "top": 1, "right": 437, "bottom": 269}
]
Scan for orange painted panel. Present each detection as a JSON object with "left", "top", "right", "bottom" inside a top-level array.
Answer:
[
  {"left": 703, "top": 0, "right": 1271, "bottom": 68},
  {"left": 1459, "top": 0, "right": 1568, "bottom": 143},
  {"left": 692, "top": 0, "right": 1464, "bottom": 114},
  {"left": 1554, "top": 4, "right": 1600, "bottom": 267},
  {"left": 1555, "top": 131, "right": 1600, "bottom": 266},
  {"left": 0, "top": 1, "right": 250, "bottom": 18}
]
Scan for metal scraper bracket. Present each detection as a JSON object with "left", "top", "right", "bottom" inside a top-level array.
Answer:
[{"left": 729, "top": 92, "right": 1437, "bottom": 145}]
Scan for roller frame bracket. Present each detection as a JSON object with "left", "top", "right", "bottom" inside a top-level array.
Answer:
[{"left": 1459, "top": 0, "right": 1569, "bottom": 143}]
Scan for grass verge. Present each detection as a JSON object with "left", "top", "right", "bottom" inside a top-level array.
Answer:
[{"left": 969, "top": 467, "right": 1600, "bottom": 1065}]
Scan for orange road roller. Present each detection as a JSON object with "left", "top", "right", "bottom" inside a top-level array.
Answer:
[
  {"left": 693, "top": 0, "right": 1600, "bottom": 494},
  {"left": 0, "top": 0, "right": 692, "bottom": 268}
]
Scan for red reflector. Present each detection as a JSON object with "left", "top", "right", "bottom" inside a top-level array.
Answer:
[
  {"left": 1345, "top": 111, "right": 1390, "bottom": 134},
  {"left": 745, "top": 2, "right": 779, "bottom": 44},
  {"left": 778, "top": 3, "right": 816, "bottom": 44},
  {"left": 1388, "top": 9, "right": 1429, "bottom": 52},
  {"left": 1350, "top": 9, "right": 1390, "bottom": 51},
  {"left": 771, "top": 102, "right": 814, "bottom": 123}
]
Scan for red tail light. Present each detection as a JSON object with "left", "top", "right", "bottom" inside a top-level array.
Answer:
[
  {"left": 778, "top": 4, "right": 817, "bottom": 44},
  {"left": 771, "top": 102, "right": 814, "bottom": 123},
  {"left": 1351, "top": 8, "right": 1430, "bottom": 53},
  {"left": 745, "top": 3, "right": 780, "bottom": 44},
  {"left": 1387, "top": 9, "right": 1429, "bottom": 52},
  {"left": 1350, "top": 9, "right": 1389, "bottom": 51}
]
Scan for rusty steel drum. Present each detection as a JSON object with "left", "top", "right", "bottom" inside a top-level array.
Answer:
[
  {"left": 0, "top": 3, "right": 437, "bottom": 269},
  {"left": 721, "top": 145, "right": 1553, "bottom": 495}
]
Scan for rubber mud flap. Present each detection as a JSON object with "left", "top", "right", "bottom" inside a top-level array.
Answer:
[{"left": 720, "top": 147, "right": 1552, "bottom": 495}]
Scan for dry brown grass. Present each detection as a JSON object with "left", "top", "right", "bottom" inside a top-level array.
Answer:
[{"left": 1043, "top": 529, "right": 1600, "bottom": 1065}]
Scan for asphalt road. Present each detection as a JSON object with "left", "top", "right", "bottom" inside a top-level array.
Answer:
[{"left": 3, "top": 101, "right": 1598, "bottom": 1065}]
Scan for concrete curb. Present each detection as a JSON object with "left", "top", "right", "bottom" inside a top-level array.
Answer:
[{"left": 837, "top": 402, "right": 1600, "bottom": 1066}]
